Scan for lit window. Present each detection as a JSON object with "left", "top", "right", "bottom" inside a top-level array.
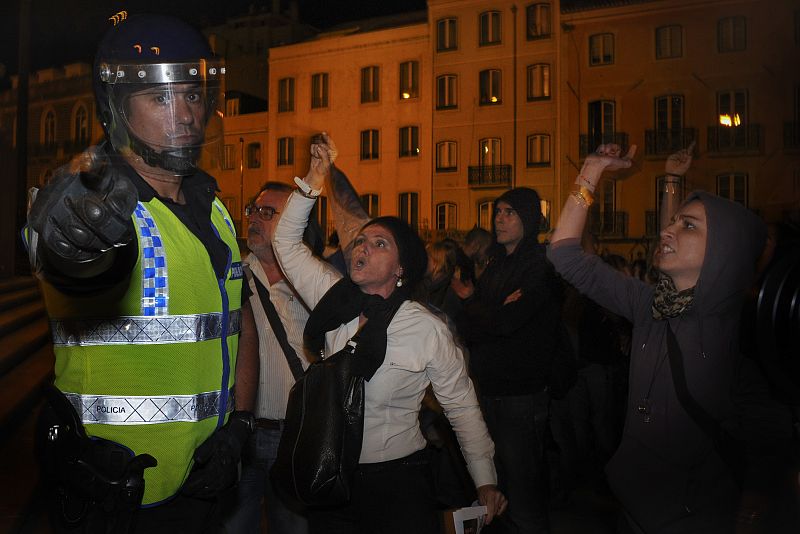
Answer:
[
  {"left": 226, "top": 98, "right": 240, "bottom": 116},
  {"left": 526, "top": 134, "right": 551, "bottom": 166},
  {"left": 478, "top": 201, "right": 494, "bottom": 230},
  {"left": 718, "top": 16, "right": 746, "bottom": 52},
  {"left": 589, "top": 33, "right": 614, "bottom": 66},
  {"left": 436, "top": 141, "right": 457, "bottom": 172},
  {"left": 436, "top": 74, "right": 458, "bottom": 109},
  {"left": 656, "top": 25, "right": 682, "bottom": 59},
  {"left": 399, "top": 61, "right": 419, "bottom": 99},
  {"left": 479, "top": 138, "right": 501, "bottom": 167},
  {"left": 437, "top": 18, "right": 457, "bottom": 51},
  {"left": 526, "top": 3, "right": 551, "bottom": 40},
  {"left": 479, "top": 11, "right": 501, "bottom": 46},
  {"left": 526, "top": 64, "right": 550, "bottom": 101},
  {"left": 311, "top": 72, "right": 329, "bottom": 109},
  {"left": 278, "top": 77, "right": 295, "bottom": 112},
  {"left": 360, "top": 129, "right": 379, "bottom": 160},
  {"left": 361, "top": 66, "right": 380, "bottom": 103},
  {"left": 479, "top": 69, "right": 502, "bottom": 105},
  {"left": 399, "top": 126, "right": 420, "bottom": 158},
  {"left": 277, "top": 137, "right": 294, "bottom": 166},
  {"left": 246, "top": 142, "right": 261, "bottom": 168}
]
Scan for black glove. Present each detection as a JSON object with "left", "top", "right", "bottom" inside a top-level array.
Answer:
[
  {"left": 181, "top": 411, "right": 254, "bottom": 499},
  {"left": 29, "top": 146, "right": 137, "bottom": 267}
]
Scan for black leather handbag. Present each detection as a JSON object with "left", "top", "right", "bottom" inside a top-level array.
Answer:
[{"left": 270, "top": 336, "right": 365, "bottom": 507}]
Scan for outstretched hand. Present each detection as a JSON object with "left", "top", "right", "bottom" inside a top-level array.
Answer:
[
  {"left": 304, "top": 132, "right": 336, "bottom": 192},
  {"left": 577, "top": 143, "right": 637, "bottom": 192},
  {"left": 665, "top": 140, "right": 695, "bottom": 177}
]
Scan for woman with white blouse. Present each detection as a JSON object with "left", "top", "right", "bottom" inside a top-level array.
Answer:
[{"left": 271, "top": 134, "right": 506, "bottom": 533}]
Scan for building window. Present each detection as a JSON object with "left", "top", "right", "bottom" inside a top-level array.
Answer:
[
  {"left": 715, "top": 89, "right": 749, "bottom": 149},
  {"left": 526, "top": 64, "right": 550, "bottom": 101},
  {"left": 399, "top": 192, "right": 419, "bottom": 229},
  {"left": 226, "top": 98, "right": 240, "bottom": 116},
  {"left": 479, "top": 11, "right": 501, "bottom": 46},
  {"left": 479, "top": 69, "right": 502, "bottom": 105},
  {"left": 437, "top": 18, "right": 457, "bottom": 51},
  {"left": 479, "top": 138, "right": 501, "bottom": 167},
  {"left": 436, "top": 203, "right": 457, "bottom": 230},
  {"left": 478, "top": 201, "right": 494, "bottom": 230},
  {"left": 716, "top": 173, "right": 748, "bottom": 206},
  {"left": 311, "top": 72, "right": 329, "bottom": 109},
  {"left": 589, "top": 33, "right": 614, "bottom": 66},
  {"left": 360, "top": 129, "right": 379, "bottom": 160},
  {"left": 315, "top": 196, "right": 329, "bottom": 240},
  {"left": 436, "top": 74, "right": 458, "bottom": 109},
  {"left": 656, "top": 25, "right": 682, "bottom": 59},
  {"left": 399, "top": 126, "right": 420, "bottom": 158},
  {"left": 588, "top": 100, "right": 616, "bottom": 151},
  {"left": 246, "top": 142, "right": 261, "bottom": 168},
  {"left": 654, "top": 174, "right": 684, "bottom": 228},
  {"left": 361, "top": 66, "right": 380, "bottom": 103},
  {"left": 360, "top": 194, "right": 380, "bottom": 218},
  {"left": 526, "top": 3, "right": 551, "bottom": 40},
  {"left": 222, "top": 144, "right": 236, "bottom": 170},
  {"left": 73, "top": 104, "right": 88, "bottom": 145},
  {"left": 399, "top": 61, "right": 419, "bottom": 100},
  {"left": 42, "top": 109, "right": 56, "bottom": 146},
  {"left": 539, "top": 199, "right": 551, "bottom": 232},
  {"left": 435, "top": 141, "right": 457, "bottom": 172},
  {"left": 718, "top": 16, "right": 746, "bottom": 52},
  {"left": 278, "top": 77, "right": 295, "bottom": 112},
  {"left": 655, "top": 95, "right": 684, "bottom": 131},
  {"left": 277, "top": 137, "right": 294, "bottom": 166},
  {"left": 526, "top": 134, "right": 551, "bottom": 166}
]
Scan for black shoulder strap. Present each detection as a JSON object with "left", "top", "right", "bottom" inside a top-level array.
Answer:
[
  {"left": 665, "top": 324, "right": 722, "bottom": 442},
  {"left": 246, "top": 267, "right": 305, "bottom": 381}
]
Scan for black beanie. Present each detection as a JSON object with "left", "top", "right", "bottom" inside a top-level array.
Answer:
[
  {"left": 495, "top": 187, "right": 543, "bottom": 238},
  {"left": 362, "top": 216, "right": 428, "bottom": 292}
]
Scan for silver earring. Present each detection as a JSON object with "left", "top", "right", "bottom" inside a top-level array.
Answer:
[{"left": 396, "top": 278, "right": 403, "bottom": 288}]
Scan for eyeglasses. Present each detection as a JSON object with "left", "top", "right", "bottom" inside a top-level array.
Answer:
[{"left": 245, "top": 204, "right": 279, "bottom": 221}]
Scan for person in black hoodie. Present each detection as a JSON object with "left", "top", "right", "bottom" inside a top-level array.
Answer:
[
  {"left": 548, "top": 144, "right": 793, "bottom": 533},
  {"left": 458, "top": 187, "right": 562, "bottom": 534}
]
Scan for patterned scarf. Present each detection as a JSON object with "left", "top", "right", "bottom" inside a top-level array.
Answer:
[{"left": 651, "top": 275, "right": 695, "bottom": 320}]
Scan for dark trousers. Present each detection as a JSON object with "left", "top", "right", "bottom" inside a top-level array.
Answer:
[
  {"left": 481, "top": 392, "right": 550, "bottom": 534},
  {"left": 307, "top": 449, "right": 439, "bottom": 534}
]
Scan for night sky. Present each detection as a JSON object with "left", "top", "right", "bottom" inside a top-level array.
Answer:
[{"left": 0, "top": 0, "right": 425, "bottom": 82}]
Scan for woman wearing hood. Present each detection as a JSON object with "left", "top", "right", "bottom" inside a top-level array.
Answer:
[
  {"left": 272, "top": 134, "right": 506, "bottom": 533},
  {"left": 547, "top": 144, "right": 791, "bottom": 533}
]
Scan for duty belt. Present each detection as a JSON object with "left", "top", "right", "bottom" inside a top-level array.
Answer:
[
  {"left": 64, "top": 388, "right": 235, "bottom": 425},
  {"left": 50, "top": 310, "right": 242, "bottom": 346}
]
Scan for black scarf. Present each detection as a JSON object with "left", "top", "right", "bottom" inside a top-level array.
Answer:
[{"left": 304, "top": 278, "right": 409, "bottom": 380}]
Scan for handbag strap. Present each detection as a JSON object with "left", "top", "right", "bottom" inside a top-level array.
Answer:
[
  {"left": 665, "top": 324, "right": 723, "bottom": 442},
  {"left": 246, "top": 267, "right": 305, "bottom": 381}
]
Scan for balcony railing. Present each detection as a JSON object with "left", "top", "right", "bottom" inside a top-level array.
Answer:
[
  {"left": 707, "top": 124, "right": 761, "bottom": 153},
  {"left": 468, "top": 164, "right": 512, "bottom": 187},
  {"left": 644, "top": 128, "right": 697, "bottom": 156},
  {"left": 784, "top": 122, "right": 800, "bottom": 150},
  {"left": 579, "top": 133, "right": 629, "bottom": 158}
]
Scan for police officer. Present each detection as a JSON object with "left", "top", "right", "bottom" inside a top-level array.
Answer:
[{"left": 26, "top": 14, "right": 258, "bottom": 533}]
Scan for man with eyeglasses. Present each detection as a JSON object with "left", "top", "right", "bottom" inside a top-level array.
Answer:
[{"left": 223, "top": 181, "right": 333, "bottom": 533}]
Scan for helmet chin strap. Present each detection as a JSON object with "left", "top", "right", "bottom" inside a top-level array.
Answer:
[{"left": 127, "top": 130, "right": 201, "bottom": 176}]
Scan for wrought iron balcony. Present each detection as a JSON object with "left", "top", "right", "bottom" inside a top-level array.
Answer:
[
  {"left": 784, "top": 122, "right": 800, "bottom": 150},
  {"left": 579, "top": 133, "right": 629, "bottom": 158},
  {"left": 707, "top": 124, "right": 761, "bottom": 153},
  {"left": 644, "top": 128, "right": 697, "bottom": 156},
  {"left": 468, "top": 164, "right": 512, "bottom": 187}
]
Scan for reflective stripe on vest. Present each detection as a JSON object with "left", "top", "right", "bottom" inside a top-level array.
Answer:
[
  {"left": 213, "top": 199, "right": 236, "bottom": 238},
  {"left": 134, "top": 202, "right": 169, "bottom": 316},
  {"left": 51, "top": 309, "right": 242, "bottom": 346},
  {"left": 64, "top": 388, "right": 235, "bottom": 425}
]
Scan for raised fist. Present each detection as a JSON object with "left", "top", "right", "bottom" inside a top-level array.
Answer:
[{"left": 29, "top": 147, "right": 138, "bottom": 264}]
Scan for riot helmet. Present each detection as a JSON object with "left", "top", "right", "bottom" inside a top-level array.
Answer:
[{"left": 94, "top": 14, "right": 224, "bottom": 176}]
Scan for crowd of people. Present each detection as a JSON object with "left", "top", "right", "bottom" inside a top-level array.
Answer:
[{"left": 23, "top": 13, "right": 798, "bottom": 534}]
